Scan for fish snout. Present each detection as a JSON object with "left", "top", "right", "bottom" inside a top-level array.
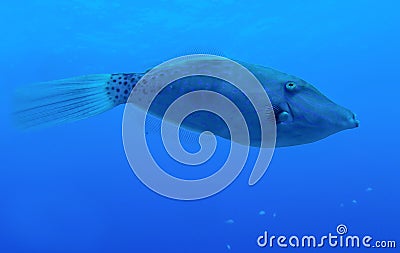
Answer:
[
  {"left": 351, "top": 113, "right": 360, "bottom": 128},
  {"left": 332, "top": 105, "right": 359, "bottom": 131},
  {"left": 345, "top": 111, "right": 360, "bottom": 129}
]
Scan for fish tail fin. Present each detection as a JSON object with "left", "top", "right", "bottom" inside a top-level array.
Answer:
[{"left": 13, "top": 74, "right": 119, "bottom": 129}]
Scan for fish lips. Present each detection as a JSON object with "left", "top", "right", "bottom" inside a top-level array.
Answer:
[{"left": 349, "top": 113, "right": 360, "bottom": 128}]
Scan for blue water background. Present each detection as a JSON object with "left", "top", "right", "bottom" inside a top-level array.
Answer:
[{"left": 1, "top": 1, "right": 399, "bottom": 252}]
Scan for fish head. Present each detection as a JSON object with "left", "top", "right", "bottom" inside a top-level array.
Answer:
[{"left": 250, "top": 65, "right": 359, "bottom": 147}]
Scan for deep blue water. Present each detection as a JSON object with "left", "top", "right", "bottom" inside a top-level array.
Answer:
[{"left": 1, "top": 1, "right": 399, "bottom": 252}]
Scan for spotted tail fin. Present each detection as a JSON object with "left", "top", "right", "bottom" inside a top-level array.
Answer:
[{"left": 13, "top": 74, "right": 119, "bottom": 129}]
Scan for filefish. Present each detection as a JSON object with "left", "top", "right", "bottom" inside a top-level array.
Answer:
[{"left": 13, "top": 60, "right": 359, "bottom": 147}]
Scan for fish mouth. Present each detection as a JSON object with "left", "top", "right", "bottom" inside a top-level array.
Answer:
[
  {"left": 351, "top": 113, "right": 360, "bottom": 128},
  {"left": 343, "top": 111, "right": 359, "bottom": 129}
]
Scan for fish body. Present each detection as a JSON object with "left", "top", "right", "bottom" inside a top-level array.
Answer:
[{"left": 14, "top": 59, "right": 359, "bottom": 147}]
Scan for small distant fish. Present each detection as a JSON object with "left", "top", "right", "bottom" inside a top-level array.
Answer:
[
  {"left": 352, "top": 199, "right": 358, "bottom": 204},
  {"left": 365, "top": 187, "right": 373, "bottom": 192},
  {"left": 226, "top": 244, "right": 231, "bottom": 250},
  {"left": 259, "top": 210, "right": 266, "bottom": 216},
  {"left": 225, "top": 219, "right": 234, "bottom": 224},
  {"left": 272, "top": 212, "right": 277, "bottom": 218}
]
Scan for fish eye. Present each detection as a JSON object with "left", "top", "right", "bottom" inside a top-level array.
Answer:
[{"left": 285, "top": 81, "right": 296, "bottom": 91}]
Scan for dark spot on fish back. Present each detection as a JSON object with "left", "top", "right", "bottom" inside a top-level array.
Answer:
[{"left": 107, "top": 73, "right": 144, "bottom": 105}]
